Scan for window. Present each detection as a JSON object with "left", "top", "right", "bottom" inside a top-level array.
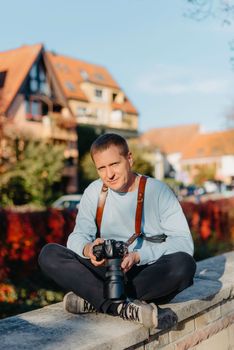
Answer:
[
  {"left": 28, "top": 62, "right": 50, "bottom": 95},
  {"left": 77, "top": 107, "right": 87, "bottom": 117},
  {"left": 55, "top": 63, "right": 69, "bottom": 73},
  {"left": 39, "top": 67, "right": 45, "bottom": 81},
  {"left": 0, "top": 71, "right": 7, "bottom": 88},
  {"left": 94, "top": 89, "right": 103, "bottom": 99},
  {"left": 31, "top": 101, "right": 40, "bottom": 115},
  {"left": 39, "top": 81, "right": 50, "bottom": 95},
  {"left": 30, "top": 79, "right": 38, "bottom": 92},
  {"left": 112, "top": 93, "right": 117, "bottom": 102},
  {"left": 80, "top": 69, "right": 89, "bottom": 80},
  {"left": 65, "top": 81, "right": 76, "bottom": 91},
  {"left": 26, "top": 100, "right": 42, "bottom": 121},
  {"left": 30, "top": 65, "right": 37, "bottom": 79},
  {"left": 25, "top": 99, "right": 48, "bottom": 122},
  {"left": 95, "top": 73, "right": 104, "bottom": 81}
]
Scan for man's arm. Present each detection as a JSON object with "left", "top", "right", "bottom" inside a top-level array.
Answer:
[
  {"left": 67, "top": 180, "right": 102, "bottom": 259},
  {"left": 131, "top": 181, "right": 194, "bottom": 266}
]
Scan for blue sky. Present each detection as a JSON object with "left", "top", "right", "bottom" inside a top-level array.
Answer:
[{"left": 1, "top": 0, "right": 234, "bottom": 133}]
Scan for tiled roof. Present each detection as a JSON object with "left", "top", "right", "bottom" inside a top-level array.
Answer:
[
  {"left": 140, "top": 124, "right": 200, "bottom": 154},
  {"left": 182, "top": 129, "right": 234, "bottom": 159},
  {"left": 0, "top": 43, "right": 43, "bottom": 114},
  {"left": 46, "top": 51, "right": 121, "bottom": 101},
  {"left": 0, "top": 43, "right": 138, "bottom": 117},
  {"left": 112, "top": 97, "right": 138, "bottom": 115}
]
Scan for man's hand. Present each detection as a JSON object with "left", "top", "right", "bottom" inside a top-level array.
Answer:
[
  {"left": 121, "top": 252, "right": 140, "bottom": 273},
  {"left": 83, "top": 238, "right": 105, "bottom": 267}
]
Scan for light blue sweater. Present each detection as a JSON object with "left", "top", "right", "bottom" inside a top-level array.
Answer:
[{"left": 67, "top": 177, "right": 194, "bottom": 265}]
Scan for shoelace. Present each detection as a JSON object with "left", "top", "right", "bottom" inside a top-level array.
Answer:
[
  {"left": 83, "top": 300, "right": 96, "bottom": 313},
  {"left": 118, "top": 302, "right": 141, "bottom": 322}
]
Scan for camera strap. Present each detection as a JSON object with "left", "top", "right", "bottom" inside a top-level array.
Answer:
[
  {"left": 125, "top": 175, "right": 147, "bottom": 246},
  {"left": 96, "top": 175, "right": 147, "bottom": 241},
  {"left": 96, "top": 183, "right": 108, "bottom": 238},
  {"left": 95, "top": 175, "right": 167, "bottom": 245}
]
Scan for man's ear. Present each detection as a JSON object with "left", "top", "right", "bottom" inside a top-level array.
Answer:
[{"left": 127, "top": 152, "right": 133, "bottom": 167}]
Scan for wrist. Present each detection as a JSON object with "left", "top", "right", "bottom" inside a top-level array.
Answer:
[
  {"left": 83, "top": 243, "right": 92, "bottom": 258},
  {"left": 134, "top": 251, "right": 140, "bottom": 264}
]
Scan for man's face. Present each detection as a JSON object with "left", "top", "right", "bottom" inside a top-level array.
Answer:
[{"left": 92, "top": 145, "right": 134, "bottom": 192}]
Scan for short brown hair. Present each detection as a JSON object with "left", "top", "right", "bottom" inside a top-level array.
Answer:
[{"left": 90, "top": 133, "right": 129, "bottom": 159}]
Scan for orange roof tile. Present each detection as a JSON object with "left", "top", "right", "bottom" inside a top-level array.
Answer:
[
  {"left": 46, "top": 51, "right": 121, "bottom": 101},
  {"left": 0, "top": 43, "right": 138, "bottom": 117},
  {"left": 0, "top": 43, "right": 43, "bottom": 114},
  {"left": 182, "top": 129, "right": 234, "bottom": 159},
  {"left": 112, "top": 97, "right": 138, "bottom": 115},
  {"left": 140, "top": 124, "right": 200, "bottom": 154}
]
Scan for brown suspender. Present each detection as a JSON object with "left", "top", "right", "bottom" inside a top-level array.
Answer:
[
  {"left": 95, "top": 183, "right": 108, "bottom": 239},
  {"left": 95, "top": 175, "right": 147, "bottom": 245}
]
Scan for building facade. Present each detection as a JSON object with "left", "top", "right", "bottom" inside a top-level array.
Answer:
[
  {"left": 0, "top": 44, "right": 139, "bottom": 193},
  {"left": 140, "top": 125, "right": 234, "bottom": 186}
]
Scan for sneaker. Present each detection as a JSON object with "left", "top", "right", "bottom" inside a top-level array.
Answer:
[
  {"left": 63, "top": 292, "right": 97, "bottom": 314},
  {"left": 117, "top": 300, "right": 158, "bottom": 329}
]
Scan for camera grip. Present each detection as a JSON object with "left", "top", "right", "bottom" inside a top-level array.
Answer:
[{"left": 92, "top": 243, "right": 104, "bottom": 261}]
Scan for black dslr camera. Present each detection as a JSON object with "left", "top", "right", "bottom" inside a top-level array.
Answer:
[{"left": 93, "top": 239, "right": 128, "bottom": 302}]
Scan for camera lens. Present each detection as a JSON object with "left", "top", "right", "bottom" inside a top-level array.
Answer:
[{"left": 104, "top": 258, "right": 125, "bottom": 302}]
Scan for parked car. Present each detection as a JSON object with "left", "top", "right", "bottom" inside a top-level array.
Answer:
[{"left": 52, "top": 194, "right": 82, "bottom": 210}]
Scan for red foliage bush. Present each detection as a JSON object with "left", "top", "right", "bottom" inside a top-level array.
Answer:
[
  {"left": 0, "top": 208, "right": 76, "bottom": 282},
  {"left": 0, "top": 198, "right": 234, "bottom": 283},
  {"left": 181, "top": 197, "right": 234, "bottom": 242}
]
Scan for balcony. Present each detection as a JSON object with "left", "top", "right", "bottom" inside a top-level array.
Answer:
[{"left": 77, "top": 112, "right": 137, "bottom": 131}]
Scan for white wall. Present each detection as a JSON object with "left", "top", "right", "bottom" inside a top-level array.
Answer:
[{"left": 221, "top": 155, "right": 234, "bottom": 177}]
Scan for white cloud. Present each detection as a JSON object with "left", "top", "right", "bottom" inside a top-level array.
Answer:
[{"left": 135, "top": 64, "right": 233, "bottom": 96}]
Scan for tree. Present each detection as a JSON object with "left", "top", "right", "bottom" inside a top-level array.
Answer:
[
  {"left": 185, "top": 1, "right": 234, "bottom": 25},
  {"left": 185, "top": 0, "right": 234, "bottom": 63},
  {"left": 193, "top": 164, "right": 216, "bottom": 186},
  {"left": 0, "top": 141, "right": 65, "bottom": 206},
  {"left": 185, "top": 0, "right": 234, "bottom": 128},
  {"left": 128, "top": 143, "right": 154, "bottom": 177},
  {"left": 77, "top": 125, "right": 101, "bottom": 192}
]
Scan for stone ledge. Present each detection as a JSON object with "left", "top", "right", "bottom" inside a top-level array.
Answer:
[{"left": 0, "top": 251, "right": 234, "bottom": 350}]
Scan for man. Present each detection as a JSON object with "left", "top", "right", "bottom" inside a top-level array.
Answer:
[{"left": 39, "top": 133, "right": 196, "bottom": 329}]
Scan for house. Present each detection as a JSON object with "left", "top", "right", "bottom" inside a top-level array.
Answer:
[
  {"left": 46, "top": 51, "right": 138, "bottom": 137},
  {"left": 140, "top": 124, "right": 234, "bottom": 186},
  {"left": 181, "top": 129, "right": 234, "bottom": 185},
  {"left": 0, "top": 43, "right": 139, "bottom": 192},
  {"left": 0, "top": 43, "right": 78, "bottom": 193},
  {"left": 140, "top": 124, "right": 200, "bottom": 182}
]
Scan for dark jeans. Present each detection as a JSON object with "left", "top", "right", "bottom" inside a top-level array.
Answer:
[{"left": 38, "top": 243, "right": 196, "bottom": 313}]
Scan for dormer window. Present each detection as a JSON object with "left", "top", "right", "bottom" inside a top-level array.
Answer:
[
  {"left": 112, "top": 93, "right": 117, "bottom": 102},
  {"left": 55, "top": 62, "right": 69, "bottom": 73},
  {"left": 95, "top": 73, "right": 104, "bottom": 81},
  {"left": 80, "top": 69, "right": 89, "bottom": 80},
  {"left": 65, "top": 81, "right": 76, "bottom": 92},
  {"left": 0, "top": 70, "right": 7, "bottom": 88},
  {"left": 94, "top": 88, "right": 103, "bottom": 99}
]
